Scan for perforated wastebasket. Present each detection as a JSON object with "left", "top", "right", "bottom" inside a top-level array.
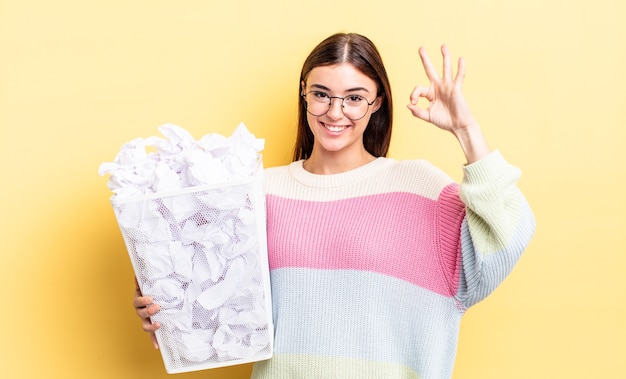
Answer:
[{"left": 111, "top": 160, "right": 273, "bottom": 374}]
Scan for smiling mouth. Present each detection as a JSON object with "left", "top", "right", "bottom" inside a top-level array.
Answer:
[{"left": 323, "top": 123, "right": 348, "bottom": 133}]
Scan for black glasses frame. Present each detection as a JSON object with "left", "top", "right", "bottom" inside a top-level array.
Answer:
[{"left": 302, "top": 91, "right": 377, "bottom": 121}]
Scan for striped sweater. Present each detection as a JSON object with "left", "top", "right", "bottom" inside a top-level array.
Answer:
[{"left": 251, "top": 151, "right": 535, "bottom": 379}]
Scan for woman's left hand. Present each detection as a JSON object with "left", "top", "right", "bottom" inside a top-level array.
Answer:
[
  {"left": 407, "top": 44, "right": 478, "bottom": 134},
  {"left": 408, "top": 45, "right": 491, "bottom": 163}
]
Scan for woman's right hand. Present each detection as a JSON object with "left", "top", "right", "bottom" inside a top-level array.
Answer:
[{"left": 133, "top": 278, "right": 161, "bottom": 349}]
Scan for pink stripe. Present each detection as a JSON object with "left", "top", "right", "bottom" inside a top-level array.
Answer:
[{"left": 266, "top": 187, "right": 464, "bottom": 297}]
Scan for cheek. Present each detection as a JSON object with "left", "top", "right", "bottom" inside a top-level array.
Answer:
[
  {"left": 356, "top": 114, "right": 374, "bottom": 131},
  {"left": 306, "top": 114, "right": 317, "bottom": 132}
]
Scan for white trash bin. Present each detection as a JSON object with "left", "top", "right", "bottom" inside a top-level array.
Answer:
[{"left": 111, "top": 159, "right": 273, "bottom": 374}]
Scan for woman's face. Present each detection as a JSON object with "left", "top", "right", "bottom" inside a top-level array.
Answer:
[{"left": 302, "top": 63, "right": 381, "bottom": 158}]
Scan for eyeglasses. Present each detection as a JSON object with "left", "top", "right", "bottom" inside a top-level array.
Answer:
[{"left": 302, "top": 90, "right": 377, "bottom": 121}]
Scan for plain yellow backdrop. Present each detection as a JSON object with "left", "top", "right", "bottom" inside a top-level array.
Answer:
[{"left": 1, "top": 0, "right": 624, "bottom": 378}]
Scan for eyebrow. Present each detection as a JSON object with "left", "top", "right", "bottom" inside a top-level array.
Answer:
[{"left": 309, "top": 84, "right": 371, "bottom": 93}]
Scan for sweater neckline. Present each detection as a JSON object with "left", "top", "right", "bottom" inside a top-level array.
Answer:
[{"left": 287, "top": 157, "right": 393, "bottom": 188}]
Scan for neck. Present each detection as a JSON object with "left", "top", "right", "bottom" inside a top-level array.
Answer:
[{"left": 303, "top": 149, "right": 376, "bottom": 175}]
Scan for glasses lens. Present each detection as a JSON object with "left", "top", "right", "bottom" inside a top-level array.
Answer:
[
  {"left": 304, "top": 92, "right": 330, "bottom": 116},
  {"left": 342, "top": 95, "right": 369, "bottom": 120}
]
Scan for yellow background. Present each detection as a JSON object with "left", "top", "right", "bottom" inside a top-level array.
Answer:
[{"left": 1, "top": 0, "right": 624, "bottom": 378}]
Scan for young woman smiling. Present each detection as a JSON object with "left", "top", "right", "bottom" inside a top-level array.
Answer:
[{"left": 134, "top": 33, "right": 536, "bottom": 379}]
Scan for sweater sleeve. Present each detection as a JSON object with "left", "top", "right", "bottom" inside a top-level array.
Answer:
[{"left": 454, "top": 150, "right": 536, "bottom": 309}]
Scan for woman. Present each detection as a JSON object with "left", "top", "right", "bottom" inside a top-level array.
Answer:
[{"left": 134, "top": 33, "right": 535, "bottom": 378}]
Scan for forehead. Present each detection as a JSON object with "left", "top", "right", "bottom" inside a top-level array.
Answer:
[{"left": 305, "top": 63, "right": 377, "bottom": 92}]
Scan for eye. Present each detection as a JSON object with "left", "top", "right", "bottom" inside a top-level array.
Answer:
[
  {"left": 344, "top": 95, "right": 365, "bottom": 106},
  {"left": 311, "top": 91, "right": 330, "bottom": 101}
]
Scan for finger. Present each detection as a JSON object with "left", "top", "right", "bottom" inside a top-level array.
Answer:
[
  {"left": 407, "top": 102, "right": 430, "bottom": 122},
  {"left": 132, "top": 293, "right": 153, "bottom": 309},
  {"left": 134, "top": 291, "right": 160, "bottom": 319},
  {"left": 408, "top": 85, "right": 433, "bottom": 121},
  {"left": 455, "top": 56, "right": 466, "bottom": 87},
  {"left": 418, "top": 47, "right": 440, "bottom": 82},
  {"left": 150, "top": 332, "right": 160, "bottom": 350},
  {"left": 441, "top": 44, "right": 452, "bottom": 81},
  {"left": 408, "top": 85, "right": 431, "bottom": 105},
  {"left": 136, "top": 302, "right": 160, "bottom": 319},
  {"left": 142, "top": 317, "right": 160, "bottom": 333}
]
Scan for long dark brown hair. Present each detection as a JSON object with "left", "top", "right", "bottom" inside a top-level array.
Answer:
[{"left": 293, "top": 33, "right": 393, "bottom": 161}]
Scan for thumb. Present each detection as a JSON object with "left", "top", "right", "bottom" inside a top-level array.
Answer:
[{"left": 407, "top": 102, "right": 430, "bottom": 122}]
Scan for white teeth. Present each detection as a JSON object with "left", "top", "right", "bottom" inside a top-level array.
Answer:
[{"left": 325, "top": 124, "right": 346, "bottom": 132}]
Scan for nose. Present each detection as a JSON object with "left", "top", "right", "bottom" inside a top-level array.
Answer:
[{"left": 326, "top": 97, "right": 344, "bottom": 120}]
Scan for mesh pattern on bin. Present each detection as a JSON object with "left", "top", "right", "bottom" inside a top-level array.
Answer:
[{"left": 113, "top": 179, "right": 272, "bottom": 372}]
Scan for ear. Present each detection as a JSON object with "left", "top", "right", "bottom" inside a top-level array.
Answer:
[
  {"left": 371, "top": 96, "right": 383, "bottom": 114},
  {"left": 301, "top": 80, "right": 306, "bottom": 96}
]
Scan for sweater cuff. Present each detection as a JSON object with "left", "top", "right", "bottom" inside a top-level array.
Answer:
[{"left": 461, "top": 150, "right": 520, "bottom": 186}]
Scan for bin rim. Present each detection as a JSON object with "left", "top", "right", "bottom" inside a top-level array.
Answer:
[{"left": 110, "top": 155, "right": 263, "bottom": 205}]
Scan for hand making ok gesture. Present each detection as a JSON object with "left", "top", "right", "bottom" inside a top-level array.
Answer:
[{"left": 408, "top": 44, "right": 490, "bottom": 163}]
